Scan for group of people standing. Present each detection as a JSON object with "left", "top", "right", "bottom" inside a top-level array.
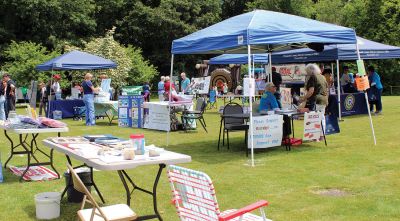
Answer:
[
  {"left": 0, "top": 73, "right": 16, "bottom": 120},
  {"left": 157, "top": 72, "right": 192, "bottom": 102}
]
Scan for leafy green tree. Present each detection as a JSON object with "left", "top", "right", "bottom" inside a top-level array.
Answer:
[
  {"left": 2, "top": 41, "right": 60, "bottom": 87},
  {"left": 246, "top": 0, "right": 315, "bottom": 18}
]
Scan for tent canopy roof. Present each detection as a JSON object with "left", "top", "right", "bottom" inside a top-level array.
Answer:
[
  {"left": 209, "top": 36, "right": 400, "bottom": 64},
  {"left": 36, "top": 50, "right": 117, "bottom": 71},
  {"left": 172, "top": 10, "right": 357, "bottom": 54}
]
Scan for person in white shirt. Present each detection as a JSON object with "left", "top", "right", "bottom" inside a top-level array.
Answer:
[{"left": 52, "top": 74, "right": 62, "bottom": 100}]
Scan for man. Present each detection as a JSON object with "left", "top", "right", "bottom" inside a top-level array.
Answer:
[
  {"left": 158, "top": 76, "right": 165, "bottom": 101},
  {"left": 3, "top": 73, "right": 16, "bottom": 118},
  {"left": 271, "top": 67, "right": 282, "bottom": 107},
  {"left": 367, "top": 66, "right": 383, "bottom": 114},
  {"left": 258, "top": 82, "right": 279, "bottom": 113},
  {"left": 52, "top": 74, "right": 62, "bottom": 100},
  {"left": 300, "top": 64, "right": 328, "bottom": 113},
  {"left": 180, "top": 72, "right": 190, "bottom": 94}
]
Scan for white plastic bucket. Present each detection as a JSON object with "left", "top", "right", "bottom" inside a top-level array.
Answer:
[{"left": 35, "top": 192, "right": 61, "bottom": 220}]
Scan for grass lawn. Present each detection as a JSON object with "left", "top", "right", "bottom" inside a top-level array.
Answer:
[{"left": 0, "top": 96, "right": 399, "bottom": 221}]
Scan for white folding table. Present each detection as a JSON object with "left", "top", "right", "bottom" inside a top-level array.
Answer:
[
  {"left": 1, "top": 126, "right": 69, "bottom": 181},
  {"left": 43, "top": 139, "right": 191, "bottom": 221}
]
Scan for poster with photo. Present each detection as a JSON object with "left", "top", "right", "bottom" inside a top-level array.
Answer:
[
  {"left": 191, "top": 76, "right": 211, "bottom": 94},
  {"left": 267, "top": 64, "right": 306, "bottom": 83},
  {"left": 303, "top": 111, "right": 323, "bottom": 141},
  {"left": 280, "top": 87, "right": 292, "bottom": 110},
  {"left": 248, "top": 115, "right": 283, "bottom": 149}
]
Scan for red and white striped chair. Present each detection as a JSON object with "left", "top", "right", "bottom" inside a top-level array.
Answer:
[{"left": 167, "top": 165, "right": 272, "bottom": 221}]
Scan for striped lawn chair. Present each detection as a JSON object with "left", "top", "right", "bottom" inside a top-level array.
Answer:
[{"left": 167, "top": 165, "right": 272, "bottom": 221}]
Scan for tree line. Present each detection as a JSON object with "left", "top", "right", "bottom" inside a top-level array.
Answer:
[{"left": 0, "top": 0, "right": 399, "bottom": 92}]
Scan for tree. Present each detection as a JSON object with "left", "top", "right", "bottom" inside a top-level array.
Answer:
[
  {"left": 115, "top": 0, "right": 221, "bottom": 76},
  {"left": 2, "top": 41, "right": 60, "bottom": 86},
  {"left": 246, "top": 0, "right": 315, "bottom": 18}
]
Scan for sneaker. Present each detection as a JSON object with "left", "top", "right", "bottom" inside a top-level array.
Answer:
[{"left": 374, "top": 111, "right": 382, "bottom": 115}]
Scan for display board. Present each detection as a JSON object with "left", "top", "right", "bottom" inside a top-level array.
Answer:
[
  {"left": 118, "top": 95, "right": 143, "bottom": 128},
  {"left": 243, "top": 77, "right": 255, "bottom": 97},
  {"left": 191, "top": 76, "right": 211, "bottom": 94},
  {"left": 303, "top": 111, "right": 323, "bottom": 141},
  {"left": 143, "top": 102, "right": 171, "bottom": 131},
  {"left": 280, "top": 87, "right": 292, "bottom": 110},
  {"left": 248, "top": 115, "right": 283, "bottom": 149}
]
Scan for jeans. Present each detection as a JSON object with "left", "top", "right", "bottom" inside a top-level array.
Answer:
[
  {"left": 0, "top": 95, "right": 5, "bottom": 120},
  {"left": 83, "top": 94, "right": 95, "bottom": 126},
  {"left": 370, "top": 88, "right": 383, "bottom": 112},
  {"left": 39, "top": 100, "right": 47, "bottom": 116},
  {"left": 5, "top": 96, "right": 15, "bottom": 119}
]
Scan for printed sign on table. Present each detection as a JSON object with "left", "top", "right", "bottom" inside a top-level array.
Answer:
[
  {"left": 303, "top": 111, "right": 323, "bottom": 141},
  {"left": 248, "top": 115, "right": 283, "bottom": 149},
  {"left": 191, "top": 76, "right": 211, "bottom": 94},
  {"left": 280, "top": 87, "right": 292, "bottom": 109}
]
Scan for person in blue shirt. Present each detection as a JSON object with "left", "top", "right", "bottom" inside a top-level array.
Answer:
[
  {"left": 367, "top": 66, "right": 383, "bottom": 114},
  {"left": 81, "top": 73, "right": 98, "bottom": 126},
  {"left": 180, "top": 72, "right": 190, "bottom": 94},
  {"left": 157, "top": 76, "right": 165, "bottom": 101},
  {"left": 258, "top": 82, "right": 279, "bottom": 113},
  {"left": 142, "top": 82, "right": 151, "bottom": 102}
]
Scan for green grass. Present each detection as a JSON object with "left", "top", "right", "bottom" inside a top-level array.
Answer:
[{"left": 0, "top": 96, "right": 399, "bottom": 220}]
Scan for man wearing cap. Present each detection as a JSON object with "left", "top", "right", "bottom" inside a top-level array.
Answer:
[
  {"left": 52, "top": 74, "right": 62, "bottom": 100},
  {"left": 258, "top": 82, "right": 279, "bottom": 113},
  {"left": 3, "top": 73, "right": 16, "bottom": 118}
]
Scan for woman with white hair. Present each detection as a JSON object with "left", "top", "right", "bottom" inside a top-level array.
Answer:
[
  {"left": 81, "top": 73, "right": 98, "bottom": 126},
  {"left": 300, "top": 64, "right": 329, "bottom": 112},
  {"left": 158, "top": 76, "right": 165, "bottom": 101}
]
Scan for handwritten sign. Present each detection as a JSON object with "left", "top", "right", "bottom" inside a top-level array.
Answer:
[
  {"left": 303, "top": 111, "right": 323, "bottom": 141},
  {"left": 249, "top": 115, "right": 283, "bottom": 149}
]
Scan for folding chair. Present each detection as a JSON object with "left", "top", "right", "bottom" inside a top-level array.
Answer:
[
  {"left": 181, "top": 97, "right": 207, "bottom": 132},
  {"left": 66, "top": 164, "right": 137, "bottom": 221},
  {"left": 167, "top": 165, "right": 272, "bottom": 221},
  {"left": 207, "top": 89, "right": 217, "bottom": 109}
]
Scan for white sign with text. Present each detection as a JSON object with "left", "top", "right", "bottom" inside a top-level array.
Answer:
[{"left": 248, "top": 115, "right": 283, "bottom": 149}]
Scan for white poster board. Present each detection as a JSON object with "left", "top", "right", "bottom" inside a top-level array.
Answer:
[
  {"left": 143, "top": 102, "right": 171, "bottom": 131},
  {"left": 248, "top": 115, "right": 283, "bottom": 149},
  {"left": 303, "top": 111, "right": 323, "bottom": 141},
  {"left": 101, "top": 78, "right": 111, "bottom": 93},
  {"left": 191, "top": 76, "right": 211, "bottom": 94},
  {"left": 269, "top": 64, "right": 306, "bottom": 83},
  {"left": 280, "top": 87, "right": 292, "bottom": 110},
  {"left": 243, "top": 78, "right": 255, "bottom": 97}
]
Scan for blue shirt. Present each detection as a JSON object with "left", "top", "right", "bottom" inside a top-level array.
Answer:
[
  {"left": 258, "top": 91, "right": 279, "bottom": 112},
  {"left": 143, "top": 84, "right": 150, "bottom": 93},
  {"left": 157, "top": 81, "right": 165, "bottom": 95},
  {"left": 82, "top": 80, "right": 93, "bottom": 94},
  {"left": 181, "top": 78, "right": 190, "bottom": 92},
  {"left": 369, "top": 72, "right": 383, "bottom": 90}
]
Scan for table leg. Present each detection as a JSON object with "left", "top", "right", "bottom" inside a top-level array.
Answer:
[
  {"left": 4, "top": 130, "right": 15, "bottom": 168},
  {"left": 218, "top": 118, "right": 223, "bottom": 150},
  {"left": 117, "top": 164, "right": 166, "bottom": 221},
  {"left": 19, "top": 134, "right": 32, "bottom": 182}
]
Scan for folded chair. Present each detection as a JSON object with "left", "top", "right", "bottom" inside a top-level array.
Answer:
[
  {"left": 66, "top": 164, "right": 137, "bottom": 221},
  {"left": 181, "top": 97, "right": 207, "bottom": 132},
  {"left": 167, "top": 165, "right": 272, "bottom": 221},
  {"left": 207, "top": 90, "right": 217, "bottom": 109}
]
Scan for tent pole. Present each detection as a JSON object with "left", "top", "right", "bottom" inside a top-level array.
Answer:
[
  {"left": 336, "top": 60, "right": 342, "bottom": 120},
  {"left": 248, "top": 45, "right": 255, "bottom": 167},
  {"left": 167, "top": 54, "right": 174, "bottom": 147},
  {"left": 356, "top": 41, "right": 377, "bottom": 145},
  {"left": 268, "top": 51, "right": 272, "bottom": 83}
]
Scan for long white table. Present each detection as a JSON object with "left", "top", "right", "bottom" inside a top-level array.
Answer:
[
  {"left": 1, "top": 126, "right": 69, "bottom": 181},
  {"left": 43, "top": 138, "right": 191, "bottom": 220}
]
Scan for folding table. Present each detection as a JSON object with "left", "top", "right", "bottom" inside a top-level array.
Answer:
[
  {"left": 42, "top": 139, "right": 191, "bottom": 221},
  {"left": 1, "top": 126, "right": 69, "bottom": 181}
]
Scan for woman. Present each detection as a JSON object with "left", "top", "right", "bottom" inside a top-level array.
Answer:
[
  {"left": 38, "top": 82, "right": 48, "bottom": 117},
  {"left": 258, "top": 82, "right": 279, "bottom": 113},
  {"left": 0, "top": 80, "right": 6, "bottom": 120},
  {"left": 367, "top": 66, "right": 383, "bottom": 114},
  {"left": 300, "top": 64, "right": 328, "bottom": 113},
  {"left": 81, "top": 73, "right": 98, "bottom": 126}
]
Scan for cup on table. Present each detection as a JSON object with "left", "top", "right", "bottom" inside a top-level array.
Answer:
[{"left": 123, "top": 148, "right": 135, "bottom": 160}]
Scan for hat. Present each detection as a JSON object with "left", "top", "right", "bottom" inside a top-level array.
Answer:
[
  {"left": 53, "top": 74, "right": 61, "bottom": 80},
  {"left": 265, "top": 82, "right": 276, "bottom": 89}
]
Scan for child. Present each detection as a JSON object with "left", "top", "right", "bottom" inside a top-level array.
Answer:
[{"left": 142, "top": 82, "right": 151, "bottom": 102}]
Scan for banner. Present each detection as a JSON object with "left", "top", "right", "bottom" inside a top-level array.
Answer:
[
  {"left": 267, "top": 64, "right": 307, "bottom": 83},
  {"left": 249, "top": 115, "right": 283, "bottom": 149},
  {"left": 191, "top": 76, "right": 211, "bottom": 94},
  {"left": 121, "top": 86, "right": 142, "bottom": 95},
  {"left": 303, "top": 111, "right": 323, "bottom": 141},
  {"left": 280, "top": 87, "right": 292, "bottom": 109}
]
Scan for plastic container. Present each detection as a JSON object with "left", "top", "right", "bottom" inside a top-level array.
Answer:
[
  {"left": 35, "top": 192, "right": 61, "bottom": 220},
  {"left": 130, "top": 134, "right": 145, "bottom": 155},
  {"left": 53, "top": 110, "right": 62, "bottom": 120},
  {"left": 64, "top": 168, "right": 92, "bottom": 203}
]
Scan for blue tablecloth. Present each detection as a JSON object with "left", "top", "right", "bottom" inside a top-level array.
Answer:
[
  {"left": 338, "top": 92, "right": 368, "bottom": 116},
  {"left": 48, "top": 99, "right": 85, "bottom": 118}
]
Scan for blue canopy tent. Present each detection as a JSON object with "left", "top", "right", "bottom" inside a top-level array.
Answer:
[
  {"left": 36, "top": 50, "right": 117, "bottom": 71},
  {"left": 209, "top": 36, "right": 400, "bottom": 120},
  {"left": 36, "top": 50, "right": 117, "bottom": 117},
  {"left": 170, "top": 10, "right": 375, "bottom": 165}
]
